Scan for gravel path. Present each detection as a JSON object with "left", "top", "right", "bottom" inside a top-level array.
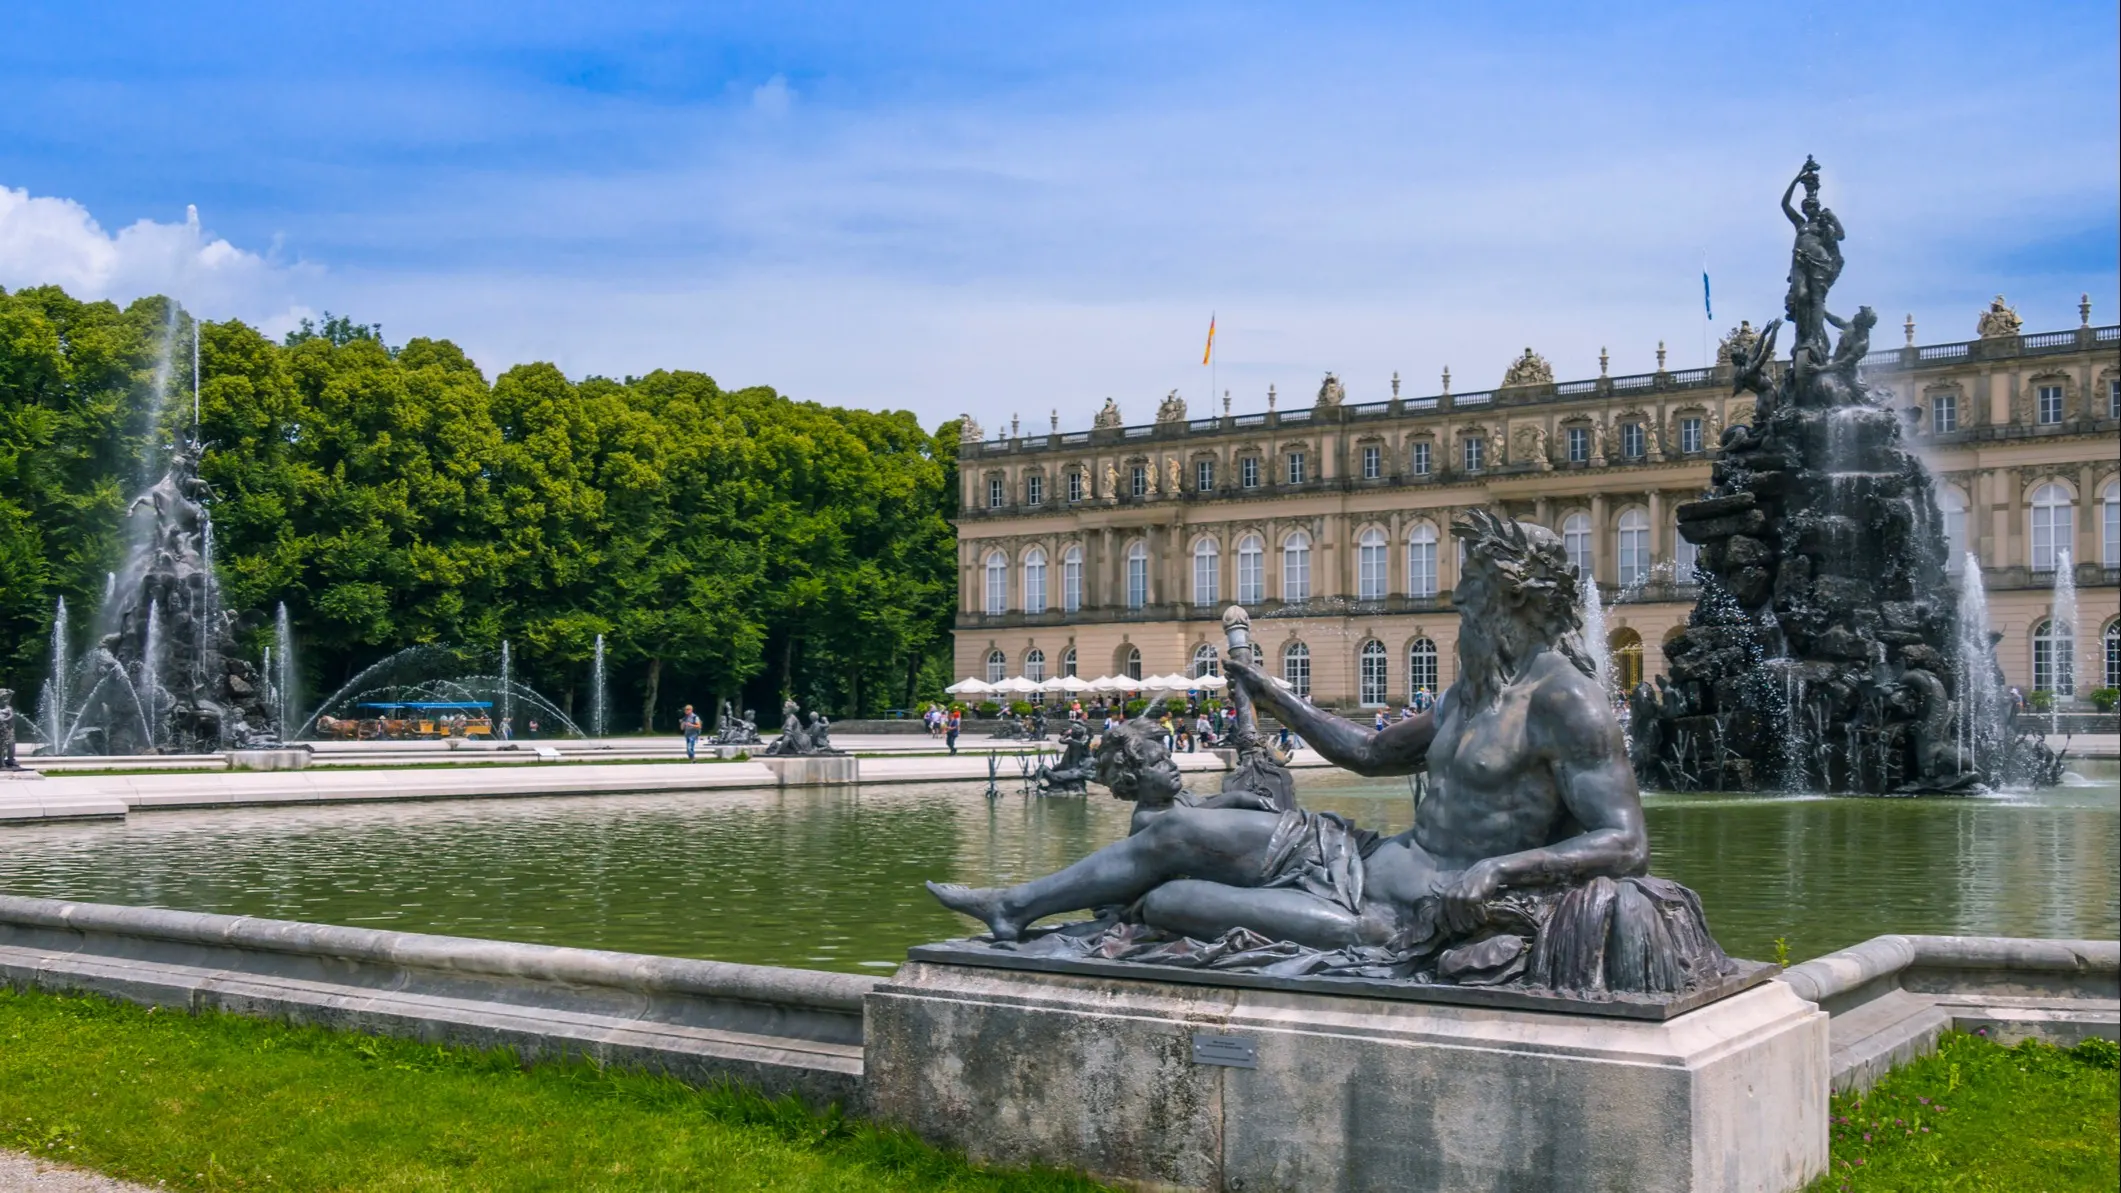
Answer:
[{"left": 0, "top": 1153, "right": 156, "bottom": 1192}]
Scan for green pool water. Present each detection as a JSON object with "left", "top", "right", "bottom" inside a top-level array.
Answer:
[{"left": 1, "top": 770, "right": 2114, "bottom": 973}]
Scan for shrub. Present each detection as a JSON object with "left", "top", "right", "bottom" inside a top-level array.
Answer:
[
  {"left": 1123, "top": 698, "right": 1149, "bottom": 718},
  {"left": 974, "top": 701, "right": 1002, "bottom": 719},
  {"left": 1008, "top": 700, "right": 1034, "bottom": 717},
  {"left": 2028, "top": 690, "right": 2056, "bottom": 713},
  {"left": 2088, "top": 687, "right": 2119, "bottom": 713}
]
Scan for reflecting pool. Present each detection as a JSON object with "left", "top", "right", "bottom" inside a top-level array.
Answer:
[{"left": 1, "top": 769, "right": 2113, "bottom": 974}]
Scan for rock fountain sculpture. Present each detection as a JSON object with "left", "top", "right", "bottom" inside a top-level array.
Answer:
[
  {"left": 1643, "top": 158, "right": 2054, "bottom": 793},
  {"left": 57, "top": 439, "right": 278, "bottom": 754}
]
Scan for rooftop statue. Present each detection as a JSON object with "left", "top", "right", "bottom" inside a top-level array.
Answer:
[{"left": 928, "top": 511, "right": 1736, "bottom": 997}]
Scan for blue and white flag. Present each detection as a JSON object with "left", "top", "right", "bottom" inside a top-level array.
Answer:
[{"left": 1703, "top": 270, "right": 1713, "bottom": 321}]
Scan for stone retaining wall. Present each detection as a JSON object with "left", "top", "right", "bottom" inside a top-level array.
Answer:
[
  {"left": 1779, "top": 934, "right": 2119, "bottom": 1091},
  {"left": 0, "top": 894, "right": 874, "bottom": 1108}
]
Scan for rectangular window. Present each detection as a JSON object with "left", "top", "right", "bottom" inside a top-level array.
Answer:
[
  {"left": 1621, "top": 422, "right": 1645, "bottom": 458},
  {"left": 1067, "top": 471, "right": 1083, "bottom": 503},
  {"left": 2110, "top": 378, "right": 2120, "bottom": 419},
  {"left": 2105, "top": 493, "right": 2120, "bottom": 566},
  {"left": 1024, "top": 558, "right": 1046, "bottom": 614},
  {"left": 985, "top": 564, "right": 1006, "bottom": 615},
  {"left": 1680, "top": 417, "right": 1703, "bottom": 454},
  {"left": 1193, "top": 550, "right": 1218, "bottom": 606},
  {"left": 1241, "top": 457, "right": 1260, "bottom": 489},
  {"left": 1196, "top": 460, "right": 1215, "bottom": 493},
  {"left": 1408, "top": 540, "right": 1437, "bottom": 598},
  {"left": 1283, "top": 546, "right": 1310, "bottom": 602},
  {"left": 1130, "top": 465, "right": 1146, "bottom": 498},
  {"left": 1238, "top": 547, "right": 1263, "bottom": 604},
  {"left": 1362, "top": 445, "right": 1381, "bottom": 480},
  {"left": 1932, "top": 393, "right": 1958, "bottom": 434},
  {"left": 1409, "top": 646, "right": 1438, "bottom": 694},
  {"left": 1359, "top": 649, "right": 1387, "bottom": 706},
  {"left": 1026, "top": 474, "right": 1043, "bottom": 506},
  {"left": 1286, "top": 452, "right": 1307, "bottom": 485},
  {"left": 1462, "top": 436, "right": 1483, "bottom": 472},
  {"left": 2032, "top": 503, "right": 2070, "bottom": 572},
  {"left": 2037, "top": 384, "right": 2064, "bottom": 425},
  {"left": 1127, "top": 553, "right": 1148, "bottom": 609},
  {"left": 987, "top": 477, "right": 1004, "bottom": 508},
  {"left": 1063, "top": 553, "right": 1081, "bottom": 613},
  {"left": 1358, "top": 540, "right": 1387, "bottom": 600},
  {"left": 1674, "top": 525, "right": 1700, "bottom": 581},
  {"left": 1412, "top": 442, "right": 1432, "bottom": 476},
  {"left": 1567, "top": 426, "right": 1589, "bottom": 463}
]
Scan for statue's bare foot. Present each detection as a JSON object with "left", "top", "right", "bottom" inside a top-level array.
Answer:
[{"left": 926, "top": 881, "right": 1023, "bottom": 941}]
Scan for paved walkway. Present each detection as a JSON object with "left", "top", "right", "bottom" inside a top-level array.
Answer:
[{"left": 0, "top": 1152, "right": 153, "bottom": 1192}]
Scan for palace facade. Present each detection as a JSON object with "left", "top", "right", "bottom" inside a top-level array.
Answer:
[{"left": 953, "top": 300, "right": 2121, "bottom": 708}]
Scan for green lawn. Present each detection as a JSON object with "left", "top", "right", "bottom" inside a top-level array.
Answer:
[
  {"left": 1811, "top": 1031, "right": 2119, "bottom": 1192},
  {"left": 0, "top": 987, "right": 1104, "bottom": 1192}
]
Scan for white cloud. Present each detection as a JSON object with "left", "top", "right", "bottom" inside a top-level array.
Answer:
[
  {"left": 751, "top": 75, "right": 793, "bottom": 117},
  {"left": 0, "top": 185, "right": 314, "bottom": 323}
]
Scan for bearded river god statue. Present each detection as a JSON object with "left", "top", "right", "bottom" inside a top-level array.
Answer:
[{"left": 924, "top": 510, "right": 1761, "bottom": 1010}]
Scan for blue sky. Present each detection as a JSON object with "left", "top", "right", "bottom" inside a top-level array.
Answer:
[{"left": 2, "top": 1, "right": 2115, "bottom": 427}]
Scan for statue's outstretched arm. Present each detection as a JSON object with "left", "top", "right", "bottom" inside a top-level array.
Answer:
[
  {"left": 1781, "top": 173, "right": 1804, "bottom": 227},
  {"left": 1225, "top": 655, "right": 1433, "bottom": 775}
]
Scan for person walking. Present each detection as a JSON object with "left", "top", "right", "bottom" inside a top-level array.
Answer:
[
  {"left": 946, "top": 707, "right": 962, "bottom": 755},
  {"left": 680, "top": 704, "right": 702, "bottom": 760}
]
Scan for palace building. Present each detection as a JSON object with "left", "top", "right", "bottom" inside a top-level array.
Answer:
[{"left": 952, "top": 298, "right": 2120, "bottom": 708}]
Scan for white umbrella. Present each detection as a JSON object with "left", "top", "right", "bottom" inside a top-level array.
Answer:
[
  {"left": 1145, "top": 673, "right": 1188, "bottom": 691},
  {"left": 998, "top": 675, "right": 1042, "bottom": 695},
  {"left": 1192, "top": 674, "right": 1228, "bottom": 690},
  {"left": 1051, "top": 675, "right": 1092, "bottom": 693},
  {"left": 945, "top": 678, "right": 991, "bottom": 695}
]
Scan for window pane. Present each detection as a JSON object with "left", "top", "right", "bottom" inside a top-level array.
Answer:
[{"left": 1412, "top": 443, "right": 1431, "bottom": 475}]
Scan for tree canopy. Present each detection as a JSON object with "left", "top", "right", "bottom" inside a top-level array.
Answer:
[{"left": 0, "top": 285, "right": 961, "bottom": 731}]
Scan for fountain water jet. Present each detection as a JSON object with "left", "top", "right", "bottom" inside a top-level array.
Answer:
[{"left": 590, "top": 634, "right": 608, "bottom": 739}]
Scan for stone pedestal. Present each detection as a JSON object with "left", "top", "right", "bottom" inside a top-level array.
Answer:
[
  {"left": 865, "top": 961, "right": 1827, "bottom": 1193},
  {"left": 224, "top": 749, "right": 309, "bottom": 772},
  {"left": 760, "top": 755, "right": 858, "bottom": 786}
]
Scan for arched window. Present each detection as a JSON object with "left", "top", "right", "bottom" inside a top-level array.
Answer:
[
  {"left": 2030, "top": 483, "right": 2073, "bottom": 572},
  {"left": 1023, "top": 547, "right": 1047, "bottom": 615},
  {"left": 983, "top": 551, "right": 1007, "bottom": 615},
  {"left": 1357, "top": 528, "right": 1388, "bottom": 601},
  {"left": 2105, "top": 619, "right": 2121, "bottom": 690},
  {"left": 1358, "top": 640, "right": 1388, "bottom": 706},
  {"left": 1191, "top": 643, "right": 1221, "bottom": 678},
  {"left": 1237, "top": 534, "right": 1265, "bottom": 604},
  {"left": 1193, "top": 537, "right": 1220, "bottom": 607},
  {"left": 1408, "top": 638, "right": 1439, "bottom": 696},
  {"left": 1024, "top": 648, "right": 1046, "bottom": 683},
  {"left": 1939, "top": 487, "right": 1968, "bottom": 574},
  {"left": 1282, "top": 641, "right": 1311, "bottom": 698},
  {"left": 1407, "top": 522, "right": 1439, "bottom": 598},
  {"left": 1282, "top": 531, "right": 1312, "bottom": 603},
  {"left": 2032, "top": 618, "right": 2074, "bottom": 695},
  {"left": 1562, "top": 513, "right": 1592, "bottom": 576},
  {"left": 985, "top": 648, "right": 1007, "bottom": 684},
  {"left": 1609, "top": 627, "right": 1644, "bottom": 690},
  {"left": 1126, "top": 540, "right": 1150, "bottom": 609},
  {"left": 1673, "top": 516, "right": 1700, "bottom": 582},
  {"left": 1125, "top": 646, "right": 1143, "bottom": 681},
  {"left": 1062, "top": 545, "right": 1083, "bottom": 613},
  {"left": 2103, "top": 480, "right": 2119, "bottom": 568},
  {"left": 1616, "top": 509, "right": 1650, "bottom": 587},
  {"left": 1061, "top": 646, "right": 1078, "bottom": 678}
]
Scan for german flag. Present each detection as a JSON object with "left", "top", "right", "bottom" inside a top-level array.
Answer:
[{"left": 1202, "top": 314, "right": 1216, "bottom": 365}]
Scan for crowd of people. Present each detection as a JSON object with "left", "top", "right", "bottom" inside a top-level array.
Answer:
[{"left": 914, "top": 685, "right": 1440, "bottom": 759}]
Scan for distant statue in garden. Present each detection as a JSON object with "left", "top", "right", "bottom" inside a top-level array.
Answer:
[
  {"left": 0, "top": 688, "right": 17, "bottom": 769},
  {"left": 1034, "top": 720, "right": 1094, "bottom": 794}
]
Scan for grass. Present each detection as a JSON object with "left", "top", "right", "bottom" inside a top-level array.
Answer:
[
  {"left": 1811, "top": 1031, "right": 2119, "bottom": 1192},
  {"left": 0, "top": 987, "right": 1105, "bottom": 1192}
]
